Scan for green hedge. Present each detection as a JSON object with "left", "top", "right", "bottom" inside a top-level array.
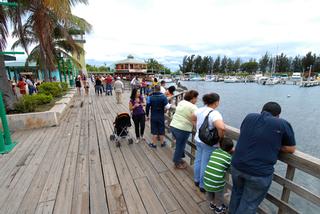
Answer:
[
  {"left": 60, "top": 82, "right": 68, "bottom": 92},
  {"left": 15, "top": 94, "right": 53, "bottom": 113},
  {"left": 38, "top": 82, "right": 67, "bottom": 98}
]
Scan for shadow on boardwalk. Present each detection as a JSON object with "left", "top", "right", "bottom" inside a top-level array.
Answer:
[{"left": 0, "top": 89, "right": 212, "bottom": 214}]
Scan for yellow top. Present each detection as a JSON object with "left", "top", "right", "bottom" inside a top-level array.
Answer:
[{"left": 170, "top": 100, "right": 198, "bottom": 132}]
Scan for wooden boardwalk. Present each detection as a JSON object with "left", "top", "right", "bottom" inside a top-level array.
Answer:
[{"left": 0, "top": 90, "right": 211, "bottom": 214}]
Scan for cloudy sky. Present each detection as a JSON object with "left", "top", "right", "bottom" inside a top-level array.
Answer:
[{"left": 8, "top": 0, "right": 320, "bottom": 70}]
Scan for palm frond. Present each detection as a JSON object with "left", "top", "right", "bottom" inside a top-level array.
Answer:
[
  {"left": 68, "top": 14, "right": 92, "bottom": 34},
  {"left": 55, "top": 48, "right": 82, "bottom": 69}
]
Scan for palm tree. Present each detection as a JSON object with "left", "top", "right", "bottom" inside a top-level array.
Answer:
[
  {"left": 10, "top": 0, "right": 89, "bottom": 81},
  {"left": 0, "top": 0, "right": 89, "bottom": 110},
  {"left": 11, "top": 14, "right": 91, "bottom": 72},
  {"left": 0, "top": 4, "right": 18, "bottom": 111}
]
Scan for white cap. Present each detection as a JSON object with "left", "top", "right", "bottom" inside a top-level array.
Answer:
[{"left": 117, "top": 77, "right": 120, "bottom": 80}]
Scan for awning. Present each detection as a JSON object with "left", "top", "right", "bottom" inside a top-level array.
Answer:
[{"left": 4, "top": 55, "right": 16, "bottom": 61}]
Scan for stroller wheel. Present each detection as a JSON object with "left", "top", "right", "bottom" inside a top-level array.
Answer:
[
  {"left": 128, "top": 138, "right": 133, "bottom": 145},
  {"left": 116, "top": 141, "right": 120, "bottom": 147},
  {"left": 110, "top": 134, "right": 115, "bottom": 141}
]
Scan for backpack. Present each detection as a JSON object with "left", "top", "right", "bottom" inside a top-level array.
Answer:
[{"left": 198, "top": 110, "right": 220, "bottom": 146}]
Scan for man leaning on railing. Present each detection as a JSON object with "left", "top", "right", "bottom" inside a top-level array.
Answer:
[{"left": 229, "top": 102, "right": 296, "bottom": 214}]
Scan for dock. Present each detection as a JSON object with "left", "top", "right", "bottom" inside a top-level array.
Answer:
[
  {"left": 0, "top": 89, "right": 208, "bottom": 214},
  {"left": 0, "top": 87, "right": 319, "bottom": 213}
]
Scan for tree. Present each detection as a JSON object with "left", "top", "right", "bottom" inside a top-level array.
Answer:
[
  {"left": 241, "top": 61, "right": 258, "bottom": 73},
  {"left": 291, "top": 56, "right": 303, "bottom": 72},
  {"left": 268, "top": 57, "right": 275, "bottom": 72},
  {"left": 259, "top": 52, "right": 270, "bottom": 74},
  {"left": 212, "top": 56, "right": 221, "bottom": 73},
  {"left": 0, "top": 4, "right": 18, "bottom": 111},
  {"left": 146, "top": 58, "right": 162, "bottom": 73},
  {"left": 98, "top": 66, "right": 109, "bottom": 72},
  {"left": 275, "top": 53, "right": 290, "bottom": 72},
  {"left": 201, "top": 56, "right": 213, "bottom": 74},
  {"left": 186, "top": 55, "right": 195, "bottom": 73},
  {"left": 0, "top": 0, "right": 89, "bottom": 111},
  {"left": 226, "top": 58, "right": 234, "bottom": 72},
  {"left": 179, "top": 56, "right": 188, "bottom": 73},
  {"left": 302, "top": 52, "right": 315, "bottom": 71},
  {"left": 193, "top": 55, "right": 202, "bottom": 74},
  {"left": 86, "top": 64, "right": 98, "bottom": 72},
  {"left": 10, "top": 0, "right": 90, "bottom": 81},
  {"left": 234, "top": 58, "right": 241, "bottom": 72},
  {"left": 220, "top": 56, "right": 228, "bottom": 73},
  {"left": 12, "top": 16, "right": 90, "bottom": 71},
  {"left": 313, "top": 56, "right": 320, "bottom": 73},
  {"left": 146, "top": 58, "right": 170, "bottom": 74}
]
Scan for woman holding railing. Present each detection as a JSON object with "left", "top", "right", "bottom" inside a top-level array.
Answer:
[
  {"left": 192, "top": 93, "right": 225, "bottom": 192},
  {"left": 170, "top": 90, "right": 199, "bottom": 169}
]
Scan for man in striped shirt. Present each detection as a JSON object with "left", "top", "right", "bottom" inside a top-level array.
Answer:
[{"left": 204, "top": 138, "right": 234, "bottom": 214}]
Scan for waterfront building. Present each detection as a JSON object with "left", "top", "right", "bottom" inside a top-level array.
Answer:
[
  {"left": 71, "top": 31, "right": 87, "bottom": 74},
  {"left": 115, "top": 55, "right": 147, "bottom": 76},
  {"left": 5, "top": 61, "right": 62, "bottom": 82}
]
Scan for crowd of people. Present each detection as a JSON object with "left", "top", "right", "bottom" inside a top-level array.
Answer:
[
  {"left": 9, "top": 76, "right": 41, "bottom": 97},
  {"left": 123, "top": 75, "right": 296, "bottom": 214},
  {"left": 77, "top": 73, "right": 297, "bottom": 214}
]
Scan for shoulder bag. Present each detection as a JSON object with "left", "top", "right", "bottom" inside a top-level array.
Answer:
[{"left": 198, "top": 110, "right": 220, "bottom": 146}]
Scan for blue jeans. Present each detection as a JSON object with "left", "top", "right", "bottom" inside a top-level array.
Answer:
[
  {"left": 229, "top": 166, "right": 273, "bottom": 214},
  {"left": 194, "top": 140, "right": 216, "bottom": 188},
  {"left": 28, "top": 85, "right": 35, "bottom": 95},
  {"left": 106, "top": 84, "right": 112, "bottom": 95},
  {"left": 171, "top": 127, "right": 190, "bottom": 164}
]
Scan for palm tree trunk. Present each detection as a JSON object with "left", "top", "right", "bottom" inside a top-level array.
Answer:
[
  {"left": 0, "top": 55, "right": 18, "bottom": 111},
  {"left": 40, "top": 44, "right": 50, "bottom": 82}
]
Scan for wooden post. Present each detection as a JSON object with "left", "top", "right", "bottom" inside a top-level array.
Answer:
[
  {"left": 278, "top": 165, "right": 295, "bottom": 214},
  {"left": 190, "top": 130, "right": 196, "bottom": 165}
]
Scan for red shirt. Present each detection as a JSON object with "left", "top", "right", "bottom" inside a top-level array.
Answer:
[
  {"left": 17, "top": 81, "right": 27, "bottom": 94},
  {"left": 106, "top": 76, "right": 113, "bottom": 84}
]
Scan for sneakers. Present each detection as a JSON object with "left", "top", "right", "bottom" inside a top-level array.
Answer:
[
  {"left": 140, "top": 137, "right": 146, "bottom": 142},
  {"left": 194, "top": 181, "right": 200, "bottom": 187},
  {"left": 214, "top": 204, "right": 228, "bottom": 214},
  {"left": 148, "top": 143, "right": 157, "bottom": 148},
  {"left": 209, "top": 202, "right": 216, "bottom": 210},
  {"left": 175, "top": 161, "right": 187, "bottom": 169},
  {"left": 160, "top": 141, "right": 166, "bottom": 147},
  {"left": 135, "top": 138, "right": 140, "bottom": 144},
  {"left": 199, "top": 187, "right": 206, "bottom": 193}
]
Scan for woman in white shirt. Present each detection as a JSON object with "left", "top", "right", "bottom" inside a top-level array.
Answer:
[{"left": 192, "top": 93, "right": 225, "bottom": 192}]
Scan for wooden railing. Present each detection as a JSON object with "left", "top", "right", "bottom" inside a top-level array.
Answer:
[{"left": 165, "top": 91, "right": 320, "bottom": 214}]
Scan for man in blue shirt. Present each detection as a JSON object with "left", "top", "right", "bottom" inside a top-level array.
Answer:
[
  {"left": 146, "top": 85, "right": 170, "bottom": 148},
  {"left": 229, "top": 102, "right": 296, "bottom": 214}
]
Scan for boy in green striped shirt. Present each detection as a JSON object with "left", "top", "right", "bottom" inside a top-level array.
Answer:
[{"left": 204, "top": 138, "right": 234, "bottom": 214}]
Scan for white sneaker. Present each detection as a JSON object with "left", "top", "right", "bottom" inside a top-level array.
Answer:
[{"left": 135, "top": 138, "right": 140, "bottom": 144}]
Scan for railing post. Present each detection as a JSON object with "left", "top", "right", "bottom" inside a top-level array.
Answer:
[
  {"left": 190, "top": 130, "right": 196, "bottom": 165},
  {"left": 278, "top": 164, "right": 296, "bottom": 214},
  {"left": 0, "top": 92, "right": 16, "bottom": 154}
]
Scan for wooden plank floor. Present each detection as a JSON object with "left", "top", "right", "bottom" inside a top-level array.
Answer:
[{"left": 0, "top": 88, "right": 212, "bottom": 214}]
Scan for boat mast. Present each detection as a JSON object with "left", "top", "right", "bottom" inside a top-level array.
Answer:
[{"left": 308, "top": 65, "right": 312, "bottom": 83}]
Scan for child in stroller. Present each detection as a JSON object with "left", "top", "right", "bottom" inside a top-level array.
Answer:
[{"left": 110, "top": 112, "right": 133, "bottom": 147}]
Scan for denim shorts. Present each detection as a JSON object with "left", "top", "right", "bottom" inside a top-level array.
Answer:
[{"left": 151, "top": 120, "right": 165, "bottom": 135}]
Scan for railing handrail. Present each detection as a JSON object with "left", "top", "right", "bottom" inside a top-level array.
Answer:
[{"left": 166, "top": 91, "right": 320, "bottom": 214}]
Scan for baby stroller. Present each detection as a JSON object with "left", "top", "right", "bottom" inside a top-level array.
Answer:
[{"left": 110, "top": 112, "right": 133, "bottom": 147}]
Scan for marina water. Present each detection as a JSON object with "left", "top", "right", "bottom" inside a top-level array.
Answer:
[{"left": 180, "top": 81, "right": 320, "bottom": 213}]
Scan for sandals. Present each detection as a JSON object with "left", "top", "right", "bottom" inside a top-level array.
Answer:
[{"left": 175, "top": 161, "right": 187, "bottom": 169}]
